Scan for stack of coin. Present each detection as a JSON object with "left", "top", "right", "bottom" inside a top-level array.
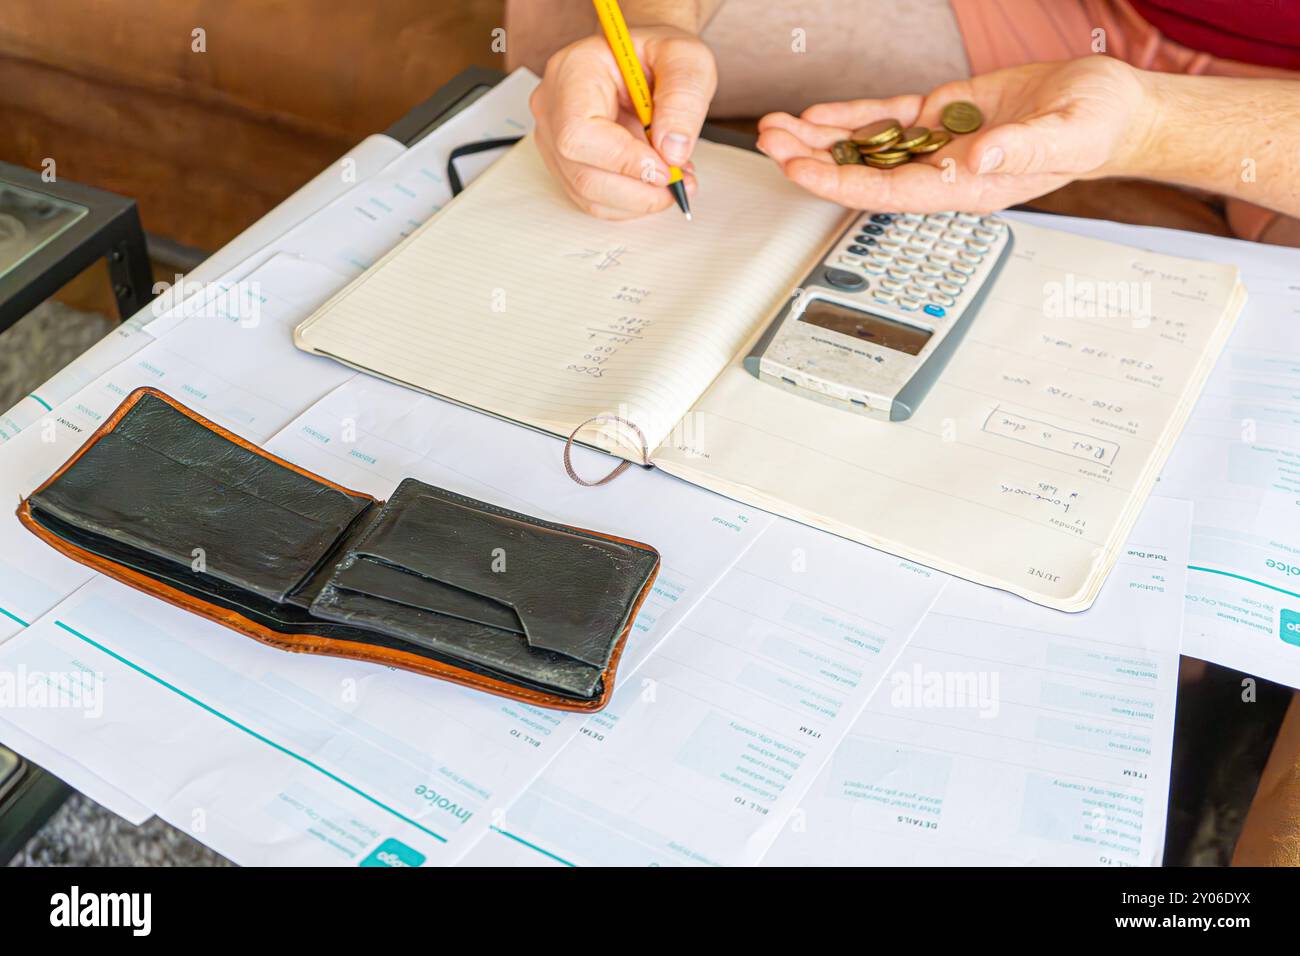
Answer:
[{"left": 831, "top": 100, "right": 982, "bottom": 168}]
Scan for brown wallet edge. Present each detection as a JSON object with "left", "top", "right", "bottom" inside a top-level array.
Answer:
[{"left": 16, "top": 386, "right": 659, "bottom": 713}]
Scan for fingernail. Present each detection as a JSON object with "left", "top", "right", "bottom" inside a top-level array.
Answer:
[
  {"left": 661, "top": 133, "right": 691, "bottom": 165},
  {"left": 978, "top": 146, "right": 1004, "bottom": 174}
]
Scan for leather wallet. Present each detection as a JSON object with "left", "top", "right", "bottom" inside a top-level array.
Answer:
[{"left": 17, "top": 387, "right": 660, "bottom": 711}]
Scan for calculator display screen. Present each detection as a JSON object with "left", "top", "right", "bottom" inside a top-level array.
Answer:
[{"left": 799, "top": 298, "right": 932, "bottom": 356}]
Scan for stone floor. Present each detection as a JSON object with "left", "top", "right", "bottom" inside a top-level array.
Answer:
[{"left": 0, "top": 302, "right": 1290, "bottom": 867}]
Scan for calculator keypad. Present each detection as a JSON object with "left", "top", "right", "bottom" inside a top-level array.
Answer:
[{"left": 826, "top": 211, "right": 1007, "bottom": 320}]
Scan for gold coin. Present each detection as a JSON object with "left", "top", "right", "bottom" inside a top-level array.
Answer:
[
  {"left": 893, "top": 126, "right": 931, "bottom": 151},
  {"left": 941, "top": 101, "right": 983, "bottom": 134},
  {"left": 908, "top": 128, "right": 952, "bottom": 154},
  {"left": 863, "top": 153, "right": 910, "bottom": 169},
  {"left": 851, "top": 119, "right": 902, "bottom": 149},
  {"left": 865, "top": 149, "right": 910, "bottom": 163},
  {"left": 831, "top": 140, "right": 864, "bottom": 165}
]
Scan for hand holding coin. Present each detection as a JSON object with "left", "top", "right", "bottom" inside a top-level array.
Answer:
[{"left": 756, "top": 56, "right": 1152, "bottom": 214}]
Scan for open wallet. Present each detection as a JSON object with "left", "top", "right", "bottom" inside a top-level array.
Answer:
[{"left": 16, "top": 388, "right": 660, "bottom": 711}]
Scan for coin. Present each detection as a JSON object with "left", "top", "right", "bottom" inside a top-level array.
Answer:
[
  {"left": 941, "top": 101, "right": 982, "bottom": 134},
  {"left": 908, "top": 128, "right": 952, "bottom": 154},
  {"left": 863, "top": 153, "right": 910, "bottom": 169},
  {"left": 865, "top": 149, "right": 910, "bottom": 163},
  {"left": 893, "top": 126, "right": 931, "bottom": 151},
  {"left": 831, "top": 140, "right": 865, "bottom": 165},
  {"left": 850, "top": 119, "right": 902, "bottom": 149}
]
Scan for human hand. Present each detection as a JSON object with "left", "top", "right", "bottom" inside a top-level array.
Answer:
[
  {"left": 530, "top": 26, "right": 717, "bottom": 219},
  {"left": 756, "top": 56, "right": 1156, "bottom": 213}
]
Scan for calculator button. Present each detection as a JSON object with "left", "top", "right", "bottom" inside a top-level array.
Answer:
[
  {"left": 937, "top": 280, "right": 963, "bottom": 295},
  {"left": 900, "top": 213, "right": 924, "bottom": 222},
  {"left": 862, "top": 260, "right": 887, "bottom": 274},
  {"left": 897, "top": 296, "right": 921, "bottom": 311},
  {"left": 880, "top": 277, "right": 904, "bottom": 291},
  {"left": 918, "top": 224, "right": 944, "bottom": 239},
  {"left": 908, "top": 239, "right": 935, "bottom": 252},
  {"left": 839, "top": 255, "right": 864, "bottom": 268},
  {"left": 958, "top": 250, "right": 982, "bottom": 264},
  {"left": 847, "top": 244, "right": 874, "bottom": 256},
  {"left": 937, "top": 242, "right": 962, "bottom": 256},
  {"left": 918, "top": 264, "right": 944, "bottom": 277},
  {"left": 925, "top": 213, "right": 953, "bottom": 225},
  {"left": 873, "top": 291, "right": 897, "bottom": 304},
  {"left": 942, "top": 231, "right": 968, "bottom": 245},
  {"left": 861, "top": 223, "right": 884, "bottom": 235},
  {"left": 870, "top": 213, "right": 894, "bottom": 225},
  {"left": 923, "top": 304, "right": 946, "bottom": 318},
  {"left": 823, "top": 267, "right": 867, "bottom": 291},
  {"left": 877, "top": 238, "right": 902, "bottom": 252},
  {"left": 973, "top": 227, "right": 997, "bottom": 242},
  {"left": 952, "top": 261, "right": 977, "bottom": 275},
  {"left": 889, "top": 261, "right": 918, "bottom": 274},
  {"left": 956, "top": 212, "right": 982, "bottom": 224},
  {"left": 892, "top": 219, "right": 919, "bottom": 234},
  {"left": 965, "top": 240, "right": 991, "bottom": 254},
  {"left": 930, "top": 293, "right": 956, "bottom": 307},
  {"left": 853, "top": 234, "right": 879, "bottom": 246},
  {"left": 981, "top": 215, "right": 1007, "bottom": 230},
  {"left": 900, "top": 249, "right": 927, "bottom": 263}
]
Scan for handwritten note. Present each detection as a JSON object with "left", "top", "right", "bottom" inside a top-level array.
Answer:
[{"left": 295, "top": 136, "right": 848, "bottom": 456}]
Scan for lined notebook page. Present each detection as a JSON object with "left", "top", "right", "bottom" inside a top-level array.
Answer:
[{"left": 295, "top": 136, "right": 848, "bottom": 457}]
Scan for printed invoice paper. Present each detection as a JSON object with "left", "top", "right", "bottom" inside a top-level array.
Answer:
[
  {"left": 762, "top": 495, "right": 1189, "bottom": 867},
  {"left": 459, "top": 518, "right": 947, "bottom": 867},
  {"left": 294, "top": 135, "right": 1245, "bottom": 612}
]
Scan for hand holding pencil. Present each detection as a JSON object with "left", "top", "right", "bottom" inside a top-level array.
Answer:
[{"left": 527, "top": 4, "right": 717, "bottom": 220}]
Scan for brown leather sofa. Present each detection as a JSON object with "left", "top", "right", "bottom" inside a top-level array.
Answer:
[{"left": 0, "top": 0, "right": 506, "bottom": 253}]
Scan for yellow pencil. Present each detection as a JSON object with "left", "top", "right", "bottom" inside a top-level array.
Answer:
[{"left": 591, "top": 0, "right": 692, "bottom": 220}]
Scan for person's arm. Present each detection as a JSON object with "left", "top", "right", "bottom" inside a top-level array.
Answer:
[
  {"left": 1117, "top": 71, "right": 1300, "bottom": 217},
  {"left": 756, "top": 56, "right": 1300, "bottom": 219}
]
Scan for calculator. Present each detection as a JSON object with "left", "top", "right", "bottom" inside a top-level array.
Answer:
[{"left": 745, "top": 210, "right": 1013, "bottom": 421}]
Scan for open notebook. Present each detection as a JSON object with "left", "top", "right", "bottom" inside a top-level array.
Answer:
[{"left": 295, "top": 136, "right": 1245, "bottom": 611}]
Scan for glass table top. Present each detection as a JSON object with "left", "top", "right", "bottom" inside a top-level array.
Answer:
[{"left": 0, "top": 180, "right": 88, "bottom": 279}]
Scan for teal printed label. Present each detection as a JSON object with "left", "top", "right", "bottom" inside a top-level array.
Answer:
[
  {"left": 360, "top": 838, "right": 426, "bottom": 868},
  {"left": 1279, "top": 609, "right": 1300, "bottom": 648}
]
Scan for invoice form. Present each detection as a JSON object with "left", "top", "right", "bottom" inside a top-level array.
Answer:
[
  {"left": 460, "top": 518, "right": 947, "bottom": 867},
  {"left": 762, "top": 495, "right": 1188, "bottom": 866}
]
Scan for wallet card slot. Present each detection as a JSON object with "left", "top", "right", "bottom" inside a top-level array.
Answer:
[
  {"left": 310, "top": 584, "right": 604, "bottom": 698},
  {"left": 337, "top": 479, "right": 657, "bottom": 669},
  {"left": 329, "top": 556, "right": 524, "bottom": 633}
]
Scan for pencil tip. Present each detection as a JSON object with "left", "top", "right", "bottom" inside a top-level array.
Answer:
[{"left": 684, "top": 212, "right": 693, "bottom": 221}]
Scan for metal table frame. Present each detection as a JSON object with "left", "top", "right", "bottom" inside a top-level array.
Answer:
[{"left": 0, "top": 160, "right": 154, "bottom": 333}]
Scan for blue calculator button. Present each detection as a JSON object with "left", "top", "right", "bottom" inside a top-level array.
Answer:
[
  {"left": 847, "top": 243, "right": 873, "bottom": 255},
  {"left": 870, "top": 213, "right": 894, "bottom": 224},
  {"left": 851, "top": 235, "right": 878, "bottom": 246},
  {"left": 923, "top": 304, "right": 946, "bottom": 318}
]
